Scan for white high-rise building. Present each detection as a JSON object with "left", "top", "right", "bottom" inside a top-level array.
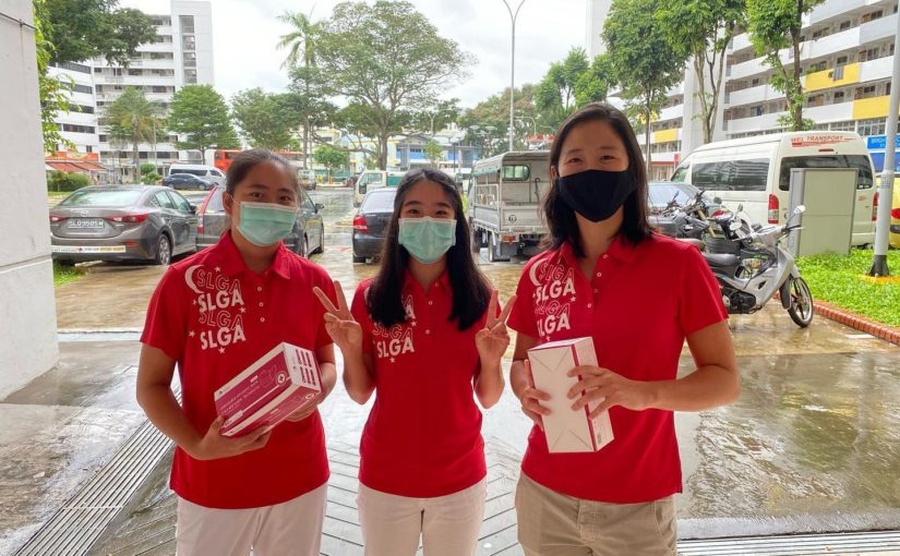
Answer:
[
  {"left": 47, "top": 62, "right": 100, "bottom": 156},
  {"left": 94, "top": 0, "right": 214, "bottom": 178},
  {"left": 586, "top": 0, "right": 900, "bottom": 179}
]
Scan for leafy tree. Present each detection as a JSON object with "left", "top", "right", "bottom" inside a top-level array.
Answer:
[
  {"left": 278, "top": 10, "right": 325, "bottom": 168},
  {"left": 424, "top": 141, "right": 444, "bottom": 167},
  {"left": 603, "top": 0, "right": 691, "bottom": 172},
  {"left": 536, "top": 48, "right": 590, "bottom": 123},
  {"left": 34, "top": 0, "right": 69, "bottom": 152},
  {"left": 409, "top": 99, "right": 462, "bottom": 137},
  {"left": 315, "top": 1, "right": 474, "bottom": 169},
  {"left": 659, "top": 0, "right": 745, "bottom": 143},
  {"left": 574, "top": 54, "right": 612, "bottom": 109},
  {"left": 102, "top": 87, "right": 165, "bottom": 181},
  {"left": 231, "top": 88, "right": 294, "bottom": 151},
  {"left": 746, "top": 0, "right": 824, "bottom": 131},
  {"left": 459, "top": 84, "right": 541, "bottom": 153},
  {"left": 168, "top": 85, "right": 240, "bottom": 161},
  {"left": 43, "top": 0, "right": 157, "bottom": 66},
  {"left": 283, "top": 66, "right": 338, "bottom": 168},
  {"left": 313, "top": 144, "right": 350, "bottom": 181}
]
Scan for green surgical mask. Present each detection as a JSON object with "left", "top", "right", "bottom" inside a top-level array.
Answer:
[
  {"left": 236, "top": 201, "right": 298, "bottom": 247},
  {"left": 398, "top": 217, "right": 456, "bottom": 264}
]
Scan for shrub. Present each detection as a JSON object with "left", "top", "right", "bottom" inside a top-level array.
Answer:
[{"left": 47, "top": 171, "right": 91, "bottom": 192}]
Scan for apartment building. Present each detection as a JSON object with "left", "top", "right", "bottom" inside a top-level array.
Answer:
[
  {"left": 586, "top": 0, "right": 900, "bottom": 179},
  {"left": 93, "top": 0, "right": 214, "bottom": 178},
  {"left": 47, "top": 62, "right": 100, "bottom": 155}
]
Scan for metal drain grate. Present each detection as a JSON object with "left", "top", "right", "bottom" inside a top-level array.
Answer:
[
  {"left": 677, "top": 530, "right": 900, "bottom": 555},
  {"left": 15, "top": 401, "right": 174, "bottom": 555}
]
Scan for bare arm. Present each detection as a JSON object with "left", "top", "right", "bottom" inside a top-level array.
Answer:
[
  {"left": 136, "top": 344, "right": 270, "bottom": 460},
  {"left": 473, "top": 291, "right": 515, "bottom": 409},
  {"left": 314, "top": 282, "right": 376, "bottom": 405},
  {"left": 569, "top": 320, "right": 740, "bottom": 417}
]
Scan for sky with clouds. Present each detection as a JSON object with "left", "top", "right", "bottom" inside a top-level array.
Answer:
[{"left": 120, "top": 0, "right": 592, "bottom": 108}]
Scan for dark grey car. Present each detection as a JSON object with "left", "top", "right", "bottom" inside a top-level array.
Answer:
[
  {"left": 196, "top": 186, "right": 325, "bottom": 257},
  {"left": 162, "top": 173, "right": 215, "bottom": 190},
  {"left": 50, "top": 185, "right": 198, "bottom": 265},
  {"left": 352, "top": 188, "right": 397, "bottom": 263}
]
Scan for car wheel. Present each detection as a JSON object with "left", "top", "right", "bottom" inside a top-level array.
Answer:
[
  {"left": 57, "top": 259, "right": 75, "bottom": 267},
  {"left": 155, "top": 234, "right": 172, "bottom": 265},
  {"left": 312, "top": 224, "right": 325, "bottom": 254},
  {"left": 352, "top": 254, "right": 366, "bottom": 263}
]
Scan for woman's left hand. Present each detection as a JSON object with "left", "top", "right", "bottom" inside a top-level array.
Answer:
[
  {"left": 475, "top": 290, "right": 516, "bottom": 361},
  {"left": 567, "top": 366, "right": 655, "bottom": 417},
  {"left": 284, "top": 392, "right": 324, "bottom": 422}
]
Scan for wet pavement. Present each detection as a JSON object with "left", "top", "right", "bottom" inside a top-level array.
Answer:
[{"left": 2, "top": 187, "right": 900, "bottom": 554}]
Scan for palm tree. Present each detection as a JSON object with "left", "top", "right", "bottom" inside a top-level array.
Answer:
[
  {"left": 102, "top": 87, "right": 165, "bottom": 182},
  {"left": 277, "top": 10, "right": 320, "bottom": 169}
]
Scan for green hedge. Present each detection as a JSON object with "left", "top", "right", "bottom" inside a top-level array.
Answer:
[{"left": 47, "top": 171, "right": 91, "bottom": 192}]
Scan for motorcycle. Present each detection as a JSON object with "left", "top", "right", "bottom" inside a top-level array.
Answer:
[{"left": 701, "top": 205, "right": 814, "bottom": 328}]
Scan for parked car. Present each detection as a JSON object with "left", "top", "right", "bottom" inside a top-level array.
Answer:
[
  {"left": 50, "top": 185, "right": 198, "bottom": 266},
  {"left": 163, "top": 172, "right": 215, "bottom": 190},
  {"left": 195, "top": 186, "right": 325, "bottom": 257},
  {"left": 167, "top": 163, "right": 226, "bottom": 187},
  {"left": 352, "top": 187, "right": 397, "bottom": 263},
  {"left": 891, "top": 185, "right": 900, "bottom": 249}
]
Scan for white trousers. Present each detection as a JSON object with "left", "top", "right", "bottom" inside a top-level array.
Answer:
[
  {"left": 175, "top": 483, "right": 327, "bottom": 556},
  {"left": 357, "top": 479, "right": 487, "bottom": 556}
]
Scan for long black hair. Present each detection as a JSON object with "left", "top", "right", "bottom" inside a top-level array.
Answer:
[
  {"left": 544, "top": 103, "right": 653, "bottom": 257},
  {"left": 367, "top": 168, "right": 491, "bottom": 331}
]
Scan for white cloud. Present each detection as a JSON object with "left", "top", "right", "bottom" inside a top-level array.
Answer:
[{"left": 120, "top": 0, "right": 588, "bottom": 107}]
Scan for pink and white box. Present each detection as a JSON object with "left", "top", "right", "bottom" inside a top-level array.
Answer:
[
  {"left": 214, "top": 342, "right": 322, "bottom": 437},
  {"left": 527, "top": 336, "right": 614, "bottom": 453}
]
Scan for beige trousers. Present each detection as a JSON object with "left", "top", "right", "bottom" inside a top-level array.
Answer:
[
  {"left": 357, "top": 479, "right": 487, "bottom": 556},
  {"left": 175, "top": 483, "right": 327, "bottom": 556},
  {"left": 515, "top": 474, "right": 677, "bottom": 556}
]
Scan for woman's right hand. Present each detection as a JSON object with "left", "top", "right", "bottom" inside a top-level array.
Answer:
[
  {"left": 518, "top": 360, "right": 551, "bottom": 431},
  {"left": 314, "top": 281, "right": 362, "bottom": 352}
]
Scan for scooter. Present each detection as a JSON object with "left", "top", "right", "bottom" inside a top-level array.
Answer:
[{"left": 701, "top": 206, "right": 814, "bottom": 328}]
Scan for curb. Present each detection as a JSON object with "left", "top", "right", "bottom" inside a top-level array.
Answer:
[{"left": 814, "top": 299, "right": 900, "bottom": 347}]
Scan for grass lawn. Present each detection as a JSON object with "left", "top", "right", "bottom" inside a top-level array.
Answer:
[
  {"left": 53, "top": 261, "right": 82, "bottom": 287},
  {"left": 798, "top": 249, "right": 900, "bottom": 328},
  {"left": 47, "top": 191, "right": 69, "bottom": 207}
]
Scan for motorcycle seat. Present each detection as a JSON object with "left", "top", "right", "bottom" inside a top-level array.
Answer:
[{"left": 702, "top": 252, "right": 740, "bottom": 267}]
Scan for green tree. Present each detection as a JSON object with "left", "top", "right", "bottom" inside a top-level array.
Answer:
[
  {"left": 409, "top": 99, "right": 462, "bottom": 137},
  {"left": 746, "top": 0, "right": 824, "bottom": 131},
  {"left": 278, "top": 10, "right": 324, "bottom": 168},
  {"left": 536, "top": 48, "right": 590, "bottom": 123},
  {"left": 659, "top": 0, "right": 745, "bottom": 143},
  {"left": 283, "top": 67, "right": 337, "bottom": 167},
  {"left": 459, "top": 84, "right": 541, "bottom": 152},
  {"left": 315, "top": 1, "right": 474, "bottom": 169},
  {"left": 168, "top": 85, "right": 240, "bottom": 161},
  {"left": 43, "top": 0, "right": 157, "bottom": 66},
  {"left": 231, "top": 88, "right": 294, "bottom": 150},
  {"left": 102, "top": 87, "right": 165, "bottom": 181},
  {"left": 313, "top": 144, "right": 350, "bottom": 181},
  {"left": 603, "top": 0, "right": 691, "bottom": 172},
  {"left": 573, "top": 54, "right": 612, "bottom": 109},
  {"left": 424, "top": 141, "right": 444, "bottom": 168},
  {"left": 34, "top": 0, "right": 69, "bottom": 152}
]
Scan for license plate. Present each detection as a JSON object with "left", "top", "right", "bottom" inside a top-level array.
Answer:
[
  {"left": 67, "top": 218, "right": 105, "bottom": 229},
  {"left": 52, "top": 245, "right": 127, "bottom": 253}
]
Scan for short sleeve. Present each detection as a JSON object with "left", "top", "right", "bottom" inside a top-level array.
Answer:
[
  {"left": 350, "top": 283, "right": 375, "bottom": 356},
  {"left": 678, "top": 245, "right": 728, "bottom": 334},
  {"left": 140, "top": 266, "right": 188, "bottom": 360},
  {"left": 507, "top": 260, "right": 539, "bottom": 338}
]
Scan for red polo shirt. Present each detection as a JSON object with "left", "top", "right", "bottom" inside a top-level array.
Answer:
[
  {"left": 350, "top": 272, "right": 489, "bottom": 497},
  {"left": 507, "top": 234, "right": 726, "bottom": 503},
  {"left": 141, "top": 231, "right": 335, "bottom": 509}
]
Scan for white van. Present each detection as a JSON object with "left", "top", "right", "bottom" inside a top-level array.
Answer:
[
  {"left": 670, "top": 131, "right": 876, "bottom": 246},
  {"left": 353, "top": 170, "right": 405, "bottom": 206},
  {"left": 168, "top": 164, "right": 226, "bottom": 187}
]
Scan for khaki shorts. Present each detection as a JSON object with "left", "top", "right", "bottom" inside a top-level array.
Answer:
[{"left": 515, "top": 473, "right": 676, "bottom": 556}]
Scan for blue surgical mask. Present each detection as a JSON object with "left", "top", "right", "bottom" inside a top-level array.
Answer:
[
  {"left": 398, "top": 217, "right": 456, "bottom": 264},
  {"left": 235, "top": 201, "right": 298, "bottom": 247}
]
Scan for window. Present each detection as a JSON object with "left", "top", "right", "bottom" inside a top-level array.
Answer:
[
  {"left": 833, "top": 91, "right": 846, "bottom": 103},
  {"left": 179, "top": 15, "right": 195, "bottom": 33},
  {"left": 168, "top": 192, "right": 193, "bottom": 213},
  {"left": 839, "top": 20, "right": 852, "bottom": 31},
  {"left": 778, "top": 155, "right": 873, "bottom": 191},
  {"left": 692, "top": 159, "right": 770, "bottom": 192},
  {"left": 858, "top": 118, "right": 885, "bottom": 136},
  {"left": 501, "top": 165, "right": 530, "bottom": 180},
  {"left": 861, "top": 10, "right": 883, "bottom": 23},
  {"left": 153, "top": 191, "right": 176, "bottom": 209}
]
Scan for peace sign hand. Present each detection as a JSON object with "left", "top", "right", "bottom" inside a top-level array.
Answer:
[
  {"left": 314, "top": 281, "right": 362, "bottom": 352},
  {"left": 475, "top": 290, "right": 516, "bottom": 362}
]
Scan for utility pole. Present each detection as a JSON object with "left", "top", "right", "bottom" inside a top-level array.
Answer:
[{"left": 500, "top": 0, "right": 527, "bottom": 152}]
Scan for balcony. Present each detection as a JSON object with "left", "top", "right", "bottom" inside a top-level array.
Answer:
[
  {"left": 809, "top": 0, "right": 866, "bottom": 25},
  {"left": 726, "top": 112, "right": 782, "bottom": 136},
  {"left": 804, "top": 101, "right": 854, "bottom": 123},
  {"left": 727, "top": 83, "right": 783, "bottom": 108},
  {"left": 651, "top": 128, "right": 681, "bottom": 144},
  {"left": 658, "top": 103, "right": 684, "bottom": 122}
]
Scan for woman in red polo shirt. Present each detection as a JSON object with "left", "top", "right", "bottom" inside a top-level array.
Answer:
[
  {"left": 507, "top": 103, "right": 740, "bottom": 555},
  {"left": 315, "top": 168, "right": 514, "bottom": 556},
  {"left": 136, "top": 149, "right": 337, "bottom": 556}
]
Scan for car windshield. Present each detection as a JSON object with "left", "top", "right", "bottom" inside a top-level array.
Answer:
[
  {"left": 171, "top": 169, "right": 206, "bottom": 177},
  {"left": 648, "top": 183, "right": 697, "bottom": 207},
  {"left": 361, "top": 190, "right": 396, "bottom": 212},
  {"left": 59, "top": 189, "right": 143, "bottom": 207}
]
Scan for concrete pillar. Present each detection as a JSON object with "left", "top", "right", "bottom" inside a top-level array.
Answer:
[{"left": 0, "top": 0, "right": 60, "bottom": 396}]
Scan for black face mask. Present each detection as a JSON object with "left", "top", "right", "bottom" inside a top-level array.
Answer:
[{"left": 555, "top": 169, "right": 637, "bottom": 222}]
